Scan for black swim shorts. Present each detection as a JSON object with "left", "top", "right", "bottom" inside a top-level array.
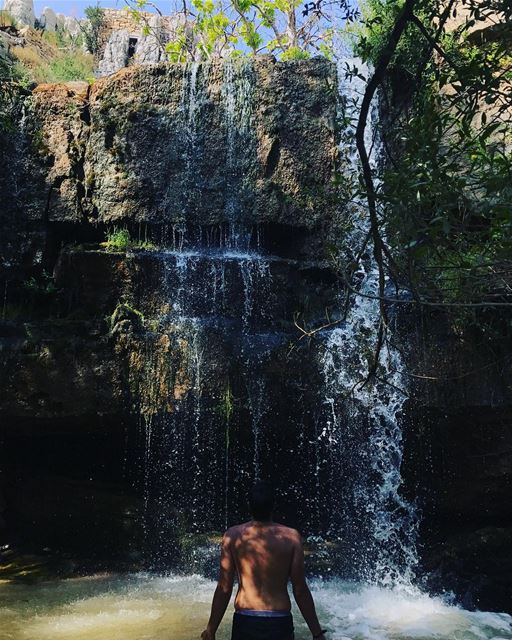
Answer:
[{"left": 231, "top": 612, "right": 294, "bottom": 640}]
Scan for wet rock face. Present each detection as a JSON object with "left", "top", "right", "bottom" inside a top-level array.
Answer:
[
  {"left": 401, "top": 314, "right": 512, "bottom": 612},
  {"left": 0, "top": 58, "right": 338, "bottom": 272},
  {"left": 86, "top": 59, "right": 338, "bottom": 233},
  {"left": 0, "top": 58, "right": 341, "bottom": 564}
]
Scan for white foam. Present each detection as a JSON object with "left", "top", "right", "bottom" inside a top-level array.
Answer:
[
  {"left": 309, "top": 580, "right": 512, "bottom": 640},
  {"left": 1, "top": 574, "right": 510, "bottom": 640}
]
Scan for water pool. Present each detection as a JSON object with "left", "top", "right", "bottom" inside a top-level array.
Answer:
[{"left": 0, "top": 574, "right": 511, "bottom": 640}]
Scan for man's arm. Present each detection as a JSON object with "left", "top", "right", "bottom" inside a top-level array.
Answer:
[
  {"left": 201, "top": 531, "right": 235, "bottom": 640},
  {"left": 290, "top": 531, "right": 326, "bottom": 639}
]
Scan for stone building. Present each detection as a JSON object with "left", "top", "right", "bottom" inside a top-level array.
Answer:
[{"left": 96, "top": 8, "right": 189, "bottom": 77}]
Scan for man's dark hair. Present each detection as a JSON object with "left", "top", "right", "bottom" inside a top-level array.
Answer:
[{"left": 249, "top": 481, "right": 275, "bottom": 521}]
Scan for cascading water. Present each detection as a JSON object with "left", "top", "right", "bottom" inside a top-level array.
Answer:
[
  {"left": 131, "top": 58, "right": 420, "bottom": 581},
  {"left": 72, "top": 57, "right": 508, "bottom": 640},
  {"left": 319, "top": 59, "right": 419, "bottom": 586}
]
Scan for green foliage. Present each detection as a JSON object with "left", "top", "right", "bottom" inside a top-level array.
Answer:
[
  {"left": 9, "top": 28, "right": 95, "bottom": 84},
  {"left": 102, "top": 226, "right": 157, "bottom": 252},
  {"left": 83, "top": 5, "right": 105, "bottom": 55},
  {"left": 45, "top": 52, "right": 95, "bottom": 82},
  {"left": 281, "top": 46, "right": 311, "bottom": 61},
  {"left": 103, "top": 227, "right": 132, "bottom": 250},
  {"left": 347, "top": 0, "right": 417, "bottom": 67},
  {"left": 126, "top": 0, "right": 357, "bottom": 61},
  {"left": 218, "top": 382, "right": 234, "bottom": 422},
  {"left": 165, "top": 26, "right": 190, "bottom": 63},
  {"left": 109, "top": 302, "right": 145, "bottom": 331},
  {"left": 0, "top": 56, "right": 22, "bottom": 131},
  {"left": 352, "top": 0, "right": 512, "bottom": 312},
  {"left": 239, "top": 20, "right": 263, "bottom": 53}
]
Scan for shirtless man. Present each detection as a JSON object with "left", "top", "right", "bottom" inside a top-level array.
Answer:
[{"left": 201, "top": 482, "right": 327, "bottom": 640}]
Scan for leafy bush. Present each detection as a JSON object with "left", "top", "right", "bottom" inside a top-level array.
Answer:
[
  {"left": 11, "top": 43, "right": 94, "bottom": 83},
  {"left": 103, "top": 227, "right": 132, "bottom": 251},
  {"left": 281, "top": 47, "right": 311, "bottom": 61},
  {"left": 102, "top": 227, "right": 157, "bottom": 252},
  {"left": 46, "top": 52, "right": 95, "bottom": 82},
  {"left": 83, "top": 5, "right": 105, "bottom": 55},
  {"left": 349, "top": 0, "right": 512, "bottom": 315}
]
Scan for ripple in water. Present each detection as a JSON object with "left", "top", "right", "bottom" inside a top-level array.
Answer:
[{"left": 1, "top": 574, "right": 510, "bottom": 640}]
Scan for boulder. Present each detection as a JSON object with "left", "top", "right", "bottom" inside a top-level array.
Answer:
[
  {"left": 40, "top": 6, "right": 57, "bottom": 31},
  {"left": 2, "top": 0, "right": 35, "bottom": 27},
  {"left": 64, "top": 15, "right": 80, "bottom": 38}
]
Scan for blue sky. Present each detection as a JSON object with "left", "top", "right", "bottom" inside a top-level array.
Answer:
[
  {"left": 30, "top": 0, "right": 360, "bottom": 29},
  {"left": 32, "top": 0, "right": 169, "bottom": 18}
]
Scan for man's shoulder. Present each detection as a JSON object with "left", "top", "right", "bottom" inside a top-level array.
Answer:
[
  {"left": 273, "top": 523, "right": 302, "bottom": 542},
  {"left": 223, "top": 522, "right": 249, "bottom": 538}
]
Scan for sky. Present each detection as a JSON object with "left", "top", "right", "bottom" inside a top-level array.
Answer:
[
  {"left": 32, "top": 0, "right": 170, "bottom": 18},
  {"left": 31, "top": 0, "right": 359, "bottom": 21}
]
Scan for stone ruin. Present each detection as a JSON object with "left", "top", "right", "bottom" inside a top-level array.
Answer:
[
  {"left": 96, "top": 8, "right": 188, "bottom": 77},
  {"left": 1, "top": 0, "right": 190, "bottom": 77}
]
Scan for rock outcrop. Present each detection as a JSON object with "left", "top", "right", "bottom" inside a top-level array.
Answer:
[
  {"left": 40, "top": 6, "right": 57, "bottom": 32},
  {"left": 0, "top": 57, "right": 340, "bottom": 567},
  {"left": 97, "top": 28, "right": 131, "bottom": 77},
  {"left": 0, "top": 57, "right": 339, "bottom": 276},
  {"left": 2, "top": 0, "right": 35, "bottom": 27}
]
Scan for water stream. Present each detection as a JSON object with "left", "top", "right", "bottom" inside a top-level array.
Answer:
[{"left": 1, "top": 574, "right": 510, "bottom": 640}]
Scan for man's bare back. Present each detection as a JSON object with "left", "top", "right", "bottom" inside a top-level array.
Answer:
[
  {"left": 201, "top": 482, "right": 326, "bottom": 640},
  {"left": 228, "top": 520, "right": 300, "bottom": 611}
]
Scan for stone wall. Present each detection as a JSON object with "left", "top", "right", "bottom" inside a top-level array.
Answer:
[
  {"left": 98, "top": 8, "right": 182, "bottom": 49},
  {"left": 96, "top": 9, "right": 188, "bottom": 76}
]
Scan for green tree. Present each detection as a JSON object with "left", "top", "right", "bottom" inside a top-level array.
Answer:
[
  {"left": 336, "top": 0, "right": 512, "bottom": 376},
  {"left": 123, "top": 0, "right": 358, "bottom": 60},
  {"left": 83, "top": 5, "right": 106, "bottom": 54}
]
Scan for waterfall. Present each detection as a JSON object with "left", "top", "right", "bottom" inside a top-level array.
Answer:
[
  {"left": 221, "top": 60, "right": 256, "bottom": 245},
  {"left": 318, "top": 60, "right": 419, "bottom": 585},
  {"left": 128, "top": 58, "right": 419, "bottom": 584}
]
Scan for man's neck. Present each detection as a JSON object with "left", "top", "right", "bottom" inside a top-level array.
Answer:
[{"left": 250, "top": 518, "right": 273, "bottom": 526}]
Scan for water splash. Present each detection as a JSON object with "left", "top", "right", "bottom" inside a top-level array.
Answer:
[
  {"left": 246, "top": 375, "right": 268, "bottom": 478},
  {"left": 319, "top": 60, "right": 419, "bottom": 585},
  {"left": 3, "top": 574, "right": 511, "bottom": 640}
]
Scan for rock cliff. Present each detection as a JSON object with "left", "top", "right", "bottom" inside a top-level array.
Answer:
[
  {"left": 0, "top": 54, "right": 510, "bottom": 613},
  {"left": 0, "top": 57, "right": 341, "bottom": 567}
]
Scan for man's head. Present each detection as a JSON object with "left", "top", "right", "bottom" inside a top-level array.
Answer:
[{"left": 249, "top": 481, "right": 275, "bottom": 521}]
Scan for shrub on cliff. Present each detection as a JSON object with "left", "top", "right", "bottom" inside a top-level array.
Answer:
[{"left": 339, "top": 0, "right": 512, "bottom": 333}]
